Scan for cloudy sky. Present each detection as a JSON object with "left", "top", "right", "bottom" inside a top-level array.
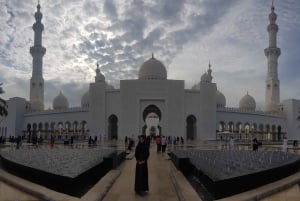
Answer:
[{"left": 0, "top": 0, "right": 300, "bottom": 109}]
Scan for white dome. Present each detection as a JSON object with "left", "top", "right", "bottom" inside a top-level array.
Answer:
[
  {"left": 53, "top": 91, "right": 69, "bottom": 110},
  {"left": 138, "top": 56, "right": 167, "bottom": 80},
  {"left": 201, "top": 72, "right": 212, "bottom": 83},
  {"left": 239, "top": 93, "right": 256, "bottom": 111},
  {"left": 216, "top": 90, "right": 226, "bottom": 107},
  {"left": 81, "top": 91, "right": 89, "bottom": 108}
]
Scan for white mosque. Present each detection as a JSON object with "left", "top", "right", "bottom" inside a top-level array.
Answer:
[{"left": 1, "top": 2, "right": 300, "bottom": 142}]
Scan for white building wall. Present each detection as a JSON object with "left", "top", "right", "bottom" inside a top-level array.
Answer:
[
  {"left": 282, "top": 99, "right": 300, "bottom": 140},
  {"left": 5, "top": 97, "right": 27, "bottom": 136},
  {"left": 199, "top": 82, "right": 217, "bottom": 140},
  {"left": 89, "top": 82, "right": 106, "bottom": 136},
  {"left": 164, "top": 80, "right": 185, "bottom": 136},
  {"left": 120, "top": 80, "right": 141, "bottom": 138},
  {"left": 184, "top": 90, "right": 200, "bottom": 116},
  {"left": 105, "top": 90, "right": 121, "bottom": 117}
]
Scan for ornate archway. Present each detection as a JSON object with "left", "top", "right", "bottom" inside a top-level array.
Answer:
[
  {"left": 142, "top": 105, "right": 161, "bottom": 136},
  {"left": 186, "top": 115, "right": 197, "bottom": 140},
  {"left": 108, "top": 115, "right": 118, "bottom": 140}
]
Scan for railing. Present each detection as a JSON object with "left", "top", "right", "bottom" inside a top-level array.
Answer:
[
  {"left": 217, "top": 107, "right": 284, "bottom": 117},
  {"left": 25, "top": 107, "right": 89, "bottom": 115}
]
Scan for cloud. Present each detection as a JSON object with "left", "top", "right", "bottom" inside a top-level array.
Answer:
[
  {"left": 103, "top": 0, "right": 118, "bottom": 20},
  {"left": 0, "top": 0, "right": 299, "bottom": 110}
]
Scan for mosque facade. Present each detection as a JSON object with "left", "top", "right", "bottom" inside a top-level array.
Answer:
[{"left": 1, "top": 3, "right": 300, "bottom": 142}]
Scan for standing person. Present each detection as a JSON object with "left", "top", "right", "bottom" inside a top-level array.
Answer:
[
  {"left": 229, "top": 136, "right": 234, "bottom": 150},
  {"left": 128, "top": 136, "right": 134, "bottom": 151},
  {"left": 156, "top": 135, "right": 161, "bottom": 152},
  {"left": 16, "top": 135, "right": 21, "bottom": 149},
  {"left": 135, "top": 135, "right": 149, "bottom": 195},
  {"left": 146, "top": 135, "right": 151, "bottom": 149},
  {"left": 173, "top": 136, "right": 177, "bottom": 145},
  {"left": 283, "top": 137, "right": 288, "bottom": 152},
  {"left": 70, "top": 136, "right": 74, "bottom": 145},
  {"left": 50, "top": 135, "right": 54, "bottom": 147},
  {"left": 252, "top": 138, "right": 258, "bottom": 151},
  {"left": 180, "top": 136, "right": 184, "bottom": 145},
  {"left": 161, "top": 135, "right": 167, "bottom": 153}
]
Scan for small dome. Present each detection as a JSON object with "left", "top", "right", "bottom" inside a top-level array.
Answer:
[
  {"left": 201, "top": 72, "right": 211, "bottom": 83},
  {"left": 53, "top": 91, "right": 69, "bottom": 110},
  {"left": 105, "top": 82, "right": 115, "bottom": 89},
  {"left": 81, "top": 91, "right": 89, "bottom": 108},
  {"left": 216, "top": 90, "right": 226, "bottom": 107},
  {"left": 138, "top": 55, "right": 167, "bottom": 80},
  {"left": 239, "top": 92, "right": 256, "bottom": 111}
]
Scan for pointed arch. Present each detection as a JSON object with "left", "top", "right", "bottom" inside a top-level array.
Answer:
[
  {"left": 186, "top": 115, "right": 197, "bottom": 140},
  {"left": 108, "top": 114, "right": 118, "bottom": 140}
]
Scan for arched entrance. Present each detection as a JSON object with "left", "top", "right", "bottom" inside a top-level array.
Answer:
[
  {"left": 142, "top": 105, "right": 161, "bottom": 137},
  {"left": 27, "top": 124, "right": 31, "bottom": 142},
  {"left": 277, "top": 125, "right": 281, "bottom": 141},
  {"left": 186, "top": 115, "right": 196, "bottom": 140},
  {"left": 108, "top": 115, "right": 118, "bottom": 140},
  {"left": 32, "top": 123, "right": 37, "bottom": 144}
]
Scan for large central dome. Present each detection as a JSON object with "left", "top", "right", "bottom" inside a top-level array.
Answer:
[{"left": 138, "top": 55, "right": 167, "bottom": 80}]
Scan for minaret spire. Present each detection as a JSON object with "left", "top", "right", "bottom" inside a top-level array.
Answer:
[
  {"left": 95, "top": 62, "right": 105, "bottom": 83},
  {"left": 264, "top": 0, "right": 281, "bottom": 112},
  {"left": 208, "top": 60, "right": 212, "bottom": 77},
  {"left": 37, "top": 0, "right": 40, "bottom": 10},
  {"left": 29, "top": 1, "right": 46, "bottom": 110}
]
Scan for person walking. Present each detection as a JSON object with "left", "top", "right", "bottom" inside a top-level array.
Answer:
[{"left": 135, "top": 135, "right": 149, "bottom": 195}]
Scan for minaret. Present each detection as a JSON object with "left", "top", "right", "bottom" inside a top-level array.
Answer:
[
  {"left": 30, "top": 1, "right": 46, "bottom": 110},
  {"left": 264, "top": 0, "right": 281, "bottom": 112}
]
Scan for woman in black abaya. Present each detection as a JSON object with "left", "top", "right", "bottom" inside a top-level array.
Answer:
[{"left": 134, "top": 135, "right": 149, "bottom": 195}]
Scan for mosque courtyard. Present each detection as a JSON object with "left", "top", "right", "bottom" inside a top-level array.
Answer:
[{"left": 0, "top": 140, "right": 300, "bottom": 201}]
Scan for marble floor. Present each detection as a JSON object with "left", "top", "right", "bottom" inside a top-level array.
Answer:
[
  {"left": 260, "top": 184, "right": 300, "bottom": 201},
  {"left": 0, "top": 181, "right": 39, "bottom": 201}
]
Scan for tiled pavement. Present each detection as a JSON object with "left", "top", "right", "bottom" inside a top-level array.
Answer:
[
  {"left": 1, "top": 142, "right": 300, "bottom": 201},
  {"left": 102, "top": 147, "right": 201, "bottom": 201}
]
